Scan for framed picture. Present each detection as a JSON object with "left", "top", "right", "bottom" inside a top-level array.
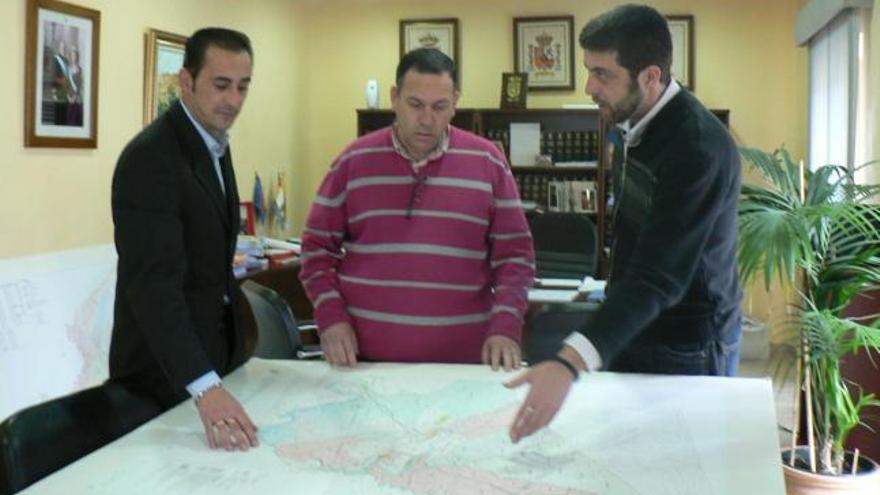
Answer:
[
  {"left": 239, "top": 202, "right": 256, "bottom": 235},
  {"left": 666, "top": 15, "right": 694, "bottom": 90},
  {"left": 500, "top": 72, "right": 527, "bottom": 109},
  {"left": 513, "top": 16, "right": 574, "bottom": 91},
  {"left": 399, "top": 18, "right": 460, "bottom": 65},
  {"left": 143, "top": 29, "right": 187, "bottom": 125},
  {"left": 25, "top": 0, "right": 100, "bottom": 148},
  {"left": 571, "top": 181, "right": 597, "bottom": 213}
]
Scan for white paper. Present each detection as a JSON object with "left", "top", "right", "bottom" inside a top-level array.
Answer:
[
  {"left": 578, "top": 276, "right": 606, "bottom": 293},
  {"left": 24, "top": 360, "right": 786, "bottom": 495},
  {"left": 535, "top": 278, "right": 582, "bottom": 289},
  {"left": 528, "top": 288, "right": 579, "bottom": 303},
  {"left": 509, "top": 122, "right": 541, "bottom": 167}
]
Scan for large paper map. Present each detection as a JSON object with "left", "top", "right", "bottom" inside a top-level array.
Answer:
[
  {"left": 25, "top": 360, "right": 784, "bottom": 494},
  {"left": 0, "top": 245, "right": 116, "bottom": 420}
]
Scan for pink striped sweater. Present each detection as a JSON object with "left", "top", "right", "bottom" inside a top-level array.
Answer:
[{"left": 299, "top": 126, "right": 535, "bottom": 363}]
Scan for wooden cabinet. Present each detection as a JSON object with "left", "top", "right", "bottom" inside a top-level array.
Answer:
[{"left": 356, "top": 108, "right": 729, "bottom": 277}]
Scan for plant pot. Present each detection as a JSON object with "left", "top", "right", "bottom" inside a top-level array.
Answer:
[{"left": 782, "top": 447, "right": 880, "bottom": 494}]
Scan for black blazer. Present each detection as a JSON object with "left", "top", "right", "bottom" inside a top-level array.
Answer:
[{"left": 109, "top": 100, "right": 243, "bottom": 405}]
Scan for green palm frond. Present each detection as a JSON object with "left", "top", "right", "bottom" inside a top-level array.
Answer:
[
  {"left": 739, "top": 147, "right": 880, "bottom": 305},
  {"left": 739, "top": 146, "right": 880, "bottom": 475},
  {"left": 800, "top": 307, "right": 880, "bottom": 473}
]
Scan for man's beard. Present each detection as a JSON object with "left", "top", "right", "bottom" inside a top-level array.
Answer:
[{"left": 606, "top": 81, "right": 643, "bottom": 124}]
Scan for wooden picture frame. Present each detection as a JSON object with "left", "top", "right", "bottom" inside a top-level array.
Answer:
[
  {"left": 25, "top": 0, "right": 100, "bottom": 148},
  {"left": 399, "top": 18, "right": 460, "bottom": 66},
  {"left": 513, "top": 16, "right": 574, "bottom": 91},
  {"left": 666, "top": 15, "right": 694, "bottom": 90},
  {"left": 500, "top": 72, "right": 528, "bottom": 109},
  {"left": 143, "top": 29, "right": 187, "bottom": 125}
]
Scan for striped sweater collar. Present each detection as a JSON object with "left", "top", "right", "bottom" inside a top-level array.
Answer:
[{"left": 391, "top": 124, "right": 450, "bottom": 170}]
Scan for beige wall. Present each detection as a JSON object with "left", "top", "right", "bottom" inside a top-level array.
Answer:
[
  {"left": 291, "top": 0, "right": 808, "bottom": 237},
  {"left": 289, "top": 0, "right": 807, "bottom": 334},
  {"left": 2, "top": 0, "right": 811, "bottom": 335},
  {"left": 0, "top": 0, "right": 302, "bottom": 259}
]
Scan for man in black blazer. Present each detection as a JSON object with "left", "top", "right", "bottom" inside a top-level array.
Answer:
[{"left": 109, "top": 28, "right": 257, "bottom": 452}]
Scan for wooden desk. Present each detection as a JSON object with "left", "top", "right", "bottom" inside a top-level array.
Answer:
[
  {"left": 22, "top": 360, "right": 785, "bottom": 494},
  {"left": 237, "top": 264, "right": 593, "bottom": 364}
]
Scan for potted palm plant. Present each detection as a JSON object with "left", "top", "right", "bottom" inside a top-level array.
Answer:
[{"left": 738, "top": 146, "right": 880, "bottom": 493}]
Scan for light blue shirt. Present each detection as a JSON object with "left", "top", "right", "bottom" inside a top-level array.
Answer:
[
  {"left": 180, "top": 100, "right": 228, "bottom": 195},
  {"left": 179, "top": 100, "right": 229, "bottom": 398}
]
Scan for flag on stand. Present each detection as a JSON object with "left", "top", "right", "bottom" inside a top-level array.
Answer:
[{"left": 272, "top": 172, "right": 288, "bottom": 232}]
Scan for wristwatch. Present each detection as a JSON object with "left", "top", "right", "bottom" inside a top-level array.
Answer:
[{"left": 194, "top": 382, "right": 223, "bottom": 406}]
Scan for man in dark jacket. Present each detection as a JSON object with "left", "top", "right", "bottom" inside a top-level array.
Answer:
[
  {"left": 109, "top": 28, "right": 258, "bottom": 452},
  {"left": 509, "top": 4, "right": 742, "bottom": 442}
]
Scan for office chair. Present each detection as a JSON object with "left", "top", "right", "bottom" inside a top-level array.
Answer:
[
  {"left": 0, "top": 382, "right": 162, "bottom": 495},
  {"left": 240, "top": 280, "right": 321, "bottom": 359},
  {"left": 528, "top": 212, "right": 598, "bottom": 279}
]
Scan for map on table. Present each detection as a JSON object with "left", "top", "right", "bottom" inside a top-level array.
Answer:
[
  {"left": 0, "top": 245, "right": 116, "bottom": 420},
  {"left": 25, "top": 360, "right": 784, "bottom": 494}
]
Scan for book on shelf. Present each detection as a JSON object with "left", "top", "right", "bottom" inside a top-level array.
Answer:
[{"left": 554, "top": 161, "right": 591, "bottom": 168}]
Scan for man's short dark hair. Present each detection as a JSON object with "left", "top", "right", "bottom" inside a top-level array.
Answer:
[
  {"left": 579, "top": 4, "right": 672, "bottom": 85},
  {"left": 395, "top": 48, "right": 458, "bottom": 90},
  {"left": 184, "top": 27, "right": 253, "bottom": 79}
]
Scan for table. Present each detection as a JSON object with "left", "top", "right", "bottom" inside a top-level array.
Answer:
[{"left": 23, "top": 360, "right": 785, "bottom": 494}]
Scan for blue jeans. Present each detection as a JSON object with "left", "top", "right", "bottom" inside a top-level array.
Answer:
[
  {"left": 526, "top": 307, "right": 742, "bottom": 376},
  {"left": 608, "top": 319, "right": 743, "bottom": 377}
]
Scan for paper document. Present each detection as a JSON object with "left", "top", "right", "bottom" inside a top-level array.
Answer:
[
  {"left": 528, "top": 289, "right": 580, "bottom": 303},
  {"left": 578, "top": 276, "right": 606, "bottom": 293},
  {"left": 535, "top": 278, "right": 582, "bottom": 289},
  {"left": 263, "top": 237, "right": 301, "bottom": 254},
  {"left": 509, "top": 122, "right": 541, "bottom": 167}
]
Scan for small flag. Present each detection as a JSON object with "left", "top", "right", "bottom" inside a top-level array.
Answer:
[
  {"left": 253, "top": 173, "right": 266, "bottom": 224},
  {"left": 272, "top": 172, "right": 288, "bottom": 231}
]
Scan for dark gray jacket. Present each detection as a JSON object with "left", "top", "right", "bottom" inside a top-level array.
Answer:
[{"left": 583, "top": 90, "right": 742, "bottom": 365}]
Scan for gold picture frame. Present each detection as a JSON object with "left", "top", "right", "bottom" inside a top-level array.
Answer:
[
  {"left": 25, "top": 0, "right": 101, "bottom": 148},
  {"left": 666, "top": 15, "right": 694, "bottom": 90},
  {"left": 513, "top": 16, "right": 574, "bottom": 91},
  {"left": 143, "top": 29, "right": 187, "bottom": 125},
  {"left": 399, "top": 18, "right": 460, "bottom": 84},
  {"left": 399, "top": 18, "right": 459, "bottom": 60}
]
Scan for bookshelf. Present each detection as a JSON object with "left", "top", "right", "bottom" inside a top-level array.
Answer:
[{"left": 356, "top": 108, "right": 729, "bottom": 277}]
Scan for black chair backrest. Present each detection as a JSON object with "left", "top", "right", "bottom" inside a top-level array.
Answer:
[
  {"left": 240, "top": 280, "right": 301, "bottom": 359},
  {"left": 0, "top": 382, "right": 161, "bottom": 494},
  {"left": 528, "top": 212, "right": 598, "bottom": 279}
]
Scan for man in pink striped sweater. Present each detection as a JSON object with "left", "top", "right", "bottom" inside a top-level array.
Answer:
[{"left": 299, "top": 48, "right": 535, "bottom": 371}]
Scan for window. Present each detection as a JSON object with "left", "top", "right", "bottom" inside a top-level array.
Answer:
[{"left": 805, "top": 6, "right": 871, "bottom": 181}]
